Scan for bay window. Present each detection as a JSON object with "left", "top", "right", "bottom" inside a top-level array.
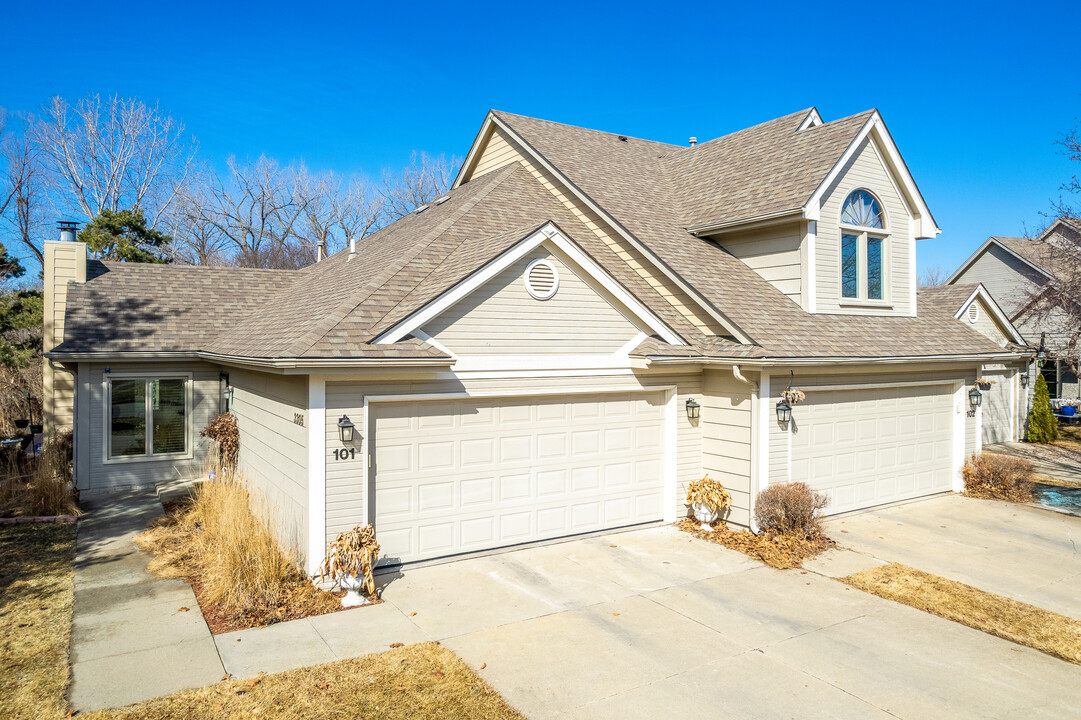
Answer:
[
  {"left": 107, "top": 375, "right": 190, "bottom": 460},
  {"left": 839, "top": 189, "right": 887, "bottom": 302}
]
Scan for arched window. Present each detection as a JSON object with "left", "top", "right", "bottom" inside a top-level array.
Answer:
[
  {"left": 840, "top": 189, "right": 884, "bottom": 229},
  {"left": 839, "top": 190, "right": 887, "bottom": 301}
]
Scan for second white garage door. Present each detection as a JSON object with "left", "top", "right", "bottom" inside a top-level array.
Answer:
[
  {"left": 372, "top": 391, "right": 667, "bottom": 564},
  {"left": 790, "top": 384, "right": 955, "bottom": 515}
]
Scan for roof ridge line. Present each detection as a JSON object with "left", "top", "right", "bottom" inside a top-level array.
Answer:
[
  {"left": 288, "top": 165, "right": 521, "bottom": 357},
  {"left": 493, "top": 110, "right": 681, "bottom": 149}
]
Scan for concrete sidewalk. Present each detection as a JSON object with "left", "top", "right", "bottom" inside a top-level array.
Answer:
[
  {"left": 986, "top": 441, "right": 1081, "bottom": 483},
  {"left": 70, "top": 490, "right": 224, "bottom": 711}
]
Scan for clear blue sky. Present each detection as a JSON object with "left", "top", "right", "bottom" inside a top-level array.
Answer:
[{"left": 2, "top": 0, "right": 1077, "bottom": 276}]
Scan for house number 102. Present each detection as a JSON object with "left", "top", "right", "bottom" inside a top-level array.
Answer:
[{"left": 333, "top": 448, "right": 356, "bottom": 461}]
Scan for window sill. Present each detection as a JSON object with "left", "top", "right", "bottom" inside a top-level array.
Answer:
[
  {"left": 838, "top": 300, "right": 894, "bottom": 309},
  {"left": 102, "top": 451, "right": 193, "bottom": 466}
]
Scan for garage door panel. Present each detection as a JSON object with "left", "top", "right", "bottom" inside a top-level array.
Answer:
[
  {"left": 373, "top": 392, "right": 666, "bottom": 563},
  {"left": 791, "top": 384, "right": 955, "bottom": 515}
]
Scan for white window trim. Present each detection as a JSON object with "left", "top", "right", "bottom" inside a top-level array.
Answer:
[
  {"left": 839, "top": 214, "right": 890, "bottom": 305},
  {"left": 102, "top": 372, "right": 194, "bottom": 465}
]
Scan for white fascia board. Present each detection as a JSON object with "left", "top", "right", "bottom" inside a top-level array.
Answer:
[
  {"left": 797, "top": 108, "right": 823, "bottom": 131},
  {"left": 373, "top": 223, "right": 685, "bottom": 346},
  {"left": 451, "top": 112, "right": 496, "bottom": 189},
  {"left": 486, "top": 114, "right": 754, "bottom": 345},
  {"left": 954, "top": 284, "right": 1028, "bottom": 345}
]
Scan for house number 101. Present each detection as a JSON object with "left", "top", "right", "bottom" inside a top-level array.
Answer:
[{"left": 333, "top": 448, "right": 356, "bottom": 461}]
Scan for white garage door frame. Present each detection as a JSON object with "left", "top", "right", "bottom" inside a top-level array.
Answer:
[
  {"left": 352, "top": 384, "right": 678, "bottom": 558},
  {"left": 771, "top": 378, "right": 969, "bottom": 500}
]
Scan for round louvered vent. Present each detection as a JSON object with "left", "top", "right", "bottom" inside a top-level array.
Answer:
[
  {"left": 967, "top": 303, "right": 979, "bottom": 324},
  {"left": 524, "top": 259, "right": 559, "bottom": 300}
]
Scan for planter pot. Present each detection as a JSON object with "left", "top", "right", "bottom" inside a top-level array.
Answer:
[
  {"left": 976, "top": 382, "right": 992, "bottom": 391},
  {"left": 692, "top": 502, "right": 719, "bottom": 531},
  {"left": 338, "top": 573, "right": 371, "bottom": 608},
  {"left": 13, "top": 419, "right": 28, "bottom": 429}
]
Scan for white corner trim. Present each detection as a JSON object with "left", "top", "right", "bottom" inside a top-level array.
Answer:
[
  {"left": 757, "top": 370, "right": 771, "bottom": 493},
  {"left": 663, "top": 388, "right": 678, "bottom": 523},
  {"left": 412, "top": 329, "right": 458, "bottom": 359},
  {"left": 952, "top": 381, "right": 966, "bottom": 492},
  {"left": 374, "top": 223, "right": 684, "bottom": 346},
  {"left": 909, "top": 217, "right": 917, "bottom": 316},
  {"left": 953, "top": 285, "right": 1027, "bottom": 345},
  {"left": 306, "top": 376, "right": 327, "bottom": 577},
  {"left": 797, "top": 108, "right": 823, "bottom": 131},
  {"left": 806, "top": 220, "right": 817, "bottom": 313}
]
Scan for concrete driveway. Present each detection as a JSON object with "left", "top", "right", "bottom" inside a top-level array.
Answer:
[
  {"left": 218, "top": 524, "right": 1081, "bottom": 719},
  {"left": 828, "top": 494, "right": 1081, "bottom": 619}
]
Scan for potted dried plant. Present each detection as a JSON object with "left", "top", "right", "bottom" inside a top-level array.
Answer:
[
  {"left": 781, "top": 388, "right": 806, "bottom": 405},
  {"left": 319, "top": 523, "right": 381, "bottom": 608},
  {"left": 686, "top": 475, "right": 731, "bottom": 530},
  {"left": 975, "top": 378, "right": 996, "bottom": 391}
]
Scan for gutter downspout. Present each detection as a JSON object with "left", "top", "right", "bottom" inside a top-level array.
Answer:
[{"left": 731, "top": 365, "right": 763, "bottom": 533}]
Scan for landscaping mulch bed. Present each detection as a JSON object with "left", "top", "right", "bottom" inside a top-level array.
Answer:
[
  {"left": 844, "top": 562, "right": 1081, "bottom": 665},
  {"left": 677, "top": 518, "right": 834, "bottom": 569},
  {"left": 140, "top": 497, "right": 371, "bottom": 635},
  {"left": 83, "top": 642, "right": 524, "bottom": 720}
]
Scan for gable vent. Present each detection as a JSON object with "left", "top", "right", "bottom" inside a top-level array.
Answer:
[
  {"left": 523, "top": 259, "right": 559, "bottom": 300},
  {"left": 967, "top": 303, "right": 980, "bottom": 324}
]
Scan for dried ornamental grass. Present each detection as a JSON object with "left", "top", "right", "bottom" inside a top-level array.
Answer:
[
  {"left": 320, "top": 523, "right": 381, "bottom": 596},
  {"left": 685, "top": 475, "right": 732, "bottom": 514},
  {"left": 962, "top": 452, "right": 1034, "bottom": 503}
]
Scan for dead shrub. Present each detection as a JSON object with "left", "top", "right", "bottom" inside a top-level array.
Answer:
[
  {"left": 754, "top": 481, "right": 829, "bottom": 538},
  {"left": 137, "top": 473, "right": 339, "bottom": 631},
  {"left": 962, "top": 452, "right": 1034, "bottom": 503},
  {"left": 201, "top": 413, "right": 239, "bottom": 470},
  {"left": 0, "top": 432, "right": 78, "bottom": 518}
]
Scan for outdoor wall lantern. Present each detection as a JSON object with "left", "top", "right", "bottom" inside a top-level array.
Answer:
[
  {"left": 1020, "top": 372, "right": 1030, "bottom": 389},
  {"left": 685, "top": 398, "right": 701, "bottom": 420},
  {"left": 968, "top": 387, "right": 983, "bottom": 409},
  {"left": 776, "top": 399, "right": 792, "bottom": 424},
  {"left": 337, "top": 415, "right": 356, "bottom": 443}
]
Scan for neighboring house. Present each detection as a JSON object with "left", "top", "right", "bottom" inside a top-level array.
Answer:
[
  {"left": 44, "top": 107, "right": 1031, "bottom": 573},
  {"left": 947, "top": 218, "right": 1081, "bottom": 405}
]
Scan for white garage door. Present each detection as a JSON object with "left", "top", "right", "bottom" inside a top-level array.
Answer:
[
  {"left": 372, "top": 391, "right": 666, "bottom": 564},
  {"left": 981, "top": 371, "right": 1015, "bottom": 446},
  {"left": 790, "top": 384, "right": 955, "bottom": 515}
]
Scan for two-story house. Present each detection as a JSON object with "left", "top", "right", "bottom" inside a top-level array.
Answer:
[
  {"left": 44, "top": 107, "right": 1029, "bottom": 571},
  {"left": 948, "top": 217, "right": 1081, "bottom": 408}
]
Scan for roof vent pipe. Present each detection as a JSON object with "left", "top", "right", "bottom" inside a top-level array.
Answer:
[
  {"left": 316, "top": 238, "right": 326, "bottom": 262},
  {"left": 348, "top": 236, "right": 356, "bottom": 261},
  {"left": 57, "top": 220, "right": 79, "bottom": 242},
  {"left": 688, "top": 137, "right": 697, "bottom": 147}
]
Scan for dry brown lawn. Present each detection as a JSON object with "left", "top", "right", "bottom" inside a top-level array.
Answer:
[
  {"left": 678, "top": 518, "right": 833, "bottom": 569},
  {"left": 844, "top": 563, "right": 1081, "bottom": 664},
  {"left": 84, "top": 642, "right": 524, "bottom": 720},
  {"left": 1056, "top": 425, "right": 1081, "bottom": 451},
  {"left": 0, "top": 522, "right": 76, "bottom": 720}
]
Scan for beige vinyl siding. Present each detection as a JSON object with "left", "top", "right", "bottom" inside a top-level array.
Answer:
[
  {"left": 323, "top": 370, "right": 703, "bottom": 546},
  {"left": 471, "top": 126, "right": 520, "bottom": 178},
  {"left": 424, "top": 248, "right": 646, "bottom": 355},
  {"left": 964, "top": 298, "right": 1009, "bottom": 347},
  {"left": 464, "top": 125, "right": 724, "bottom": 336},
  {"left": 83, "top": 362, "right": 219, "bottom": 493},
  {"left": 767, "top": 366, "right": 978, "bottom": 490},
  {"left": 954, "top": 245, "right": 1045, "bottom": 319},
  {"left": 816, "top": 137, "right": 914, "bottom": 316},
  {"left": 714, "top": 224, "right": 803, "bottom": 303},
  {"left": 43, "top": 241, "right": 87, "bottom": 434},
  {"left": 701, "top": 369, "right": 753, "bottom": 527},
  {"left": 230, "top": 369, "right": 309, "bottom": 558}
]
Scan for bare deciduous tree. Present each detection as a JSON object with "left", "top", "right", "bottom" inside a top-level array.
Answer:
[
  {"left": 380, "top": 151, "right": 458, "bottom": 220},
  {"left": 35, "top": 94, "right": 197, "bottom": 229},
  {"left": 0, "top": 110, "right": 47, "bottom": 266},
  {"left": 918, "top": 265, "right": 948, "bottom": 287}
]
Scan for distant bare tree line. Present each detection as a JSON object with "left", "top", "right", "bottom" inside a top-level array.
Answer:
[{"left": 0, "top": 94, "right": 459, "bottom": 270}]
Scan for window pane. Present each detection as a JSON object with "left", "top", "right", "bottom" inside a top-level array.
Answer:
[
  {"left": 152, "top": 379, "right": 187, "bottom": 454},
  {"left": 110, "top": 380, "right": 146, "bottom": 457},
  {"left": 841, "top": 234, "right": 859, "bottom": 298},
  {"left": 867, "top": 237, "right": 883, "bottom": 300},
  {"left": 841, "top": 190, "right": 883, "bottom": 229}
]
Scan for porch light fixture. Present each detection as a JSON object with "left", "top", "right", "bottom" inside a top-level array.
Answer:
[
  {"left": 685, "top": 398, "right": 701, "bottom": 420},
  {"left": 968, "top": 387, "right": 983, "bottom": 409},
  {"left": 1020, "top": 372, "right": 1030, "bottom": 389},
  {"left": 337, "top": 415, "right": 356, "bottom": 443},
  {"left": 776, "top": 399, "right": 792, "bottom": 424}
]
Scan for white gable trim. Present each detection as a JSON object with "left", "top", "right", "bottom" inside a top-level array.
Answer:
[
  {"left": 456, "top": 113, "right": 754, "bottom": 344},
  {"left": 804, "top": 113, "right": 940, "bottom": 239},
  {"left": 373, "top": 223, "right": 685, "bottom": 346},
  {"left": 452, "top": 112, "right": 497, "bottom": 189},
  {"left": 797, "top": 108, "right": 823, "bottom": 131},
  {"left": 954, "top": 284, "right": 1027, "bottom": 345},
  {"left": 946, "top": 237, "right": 1051, "bottom": 285}
]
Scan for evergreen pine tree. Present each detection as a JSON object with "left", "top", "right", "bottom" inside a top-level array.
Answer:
[{"left": 1025, "top": 373, "right": 1059, "bottom": 444}]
